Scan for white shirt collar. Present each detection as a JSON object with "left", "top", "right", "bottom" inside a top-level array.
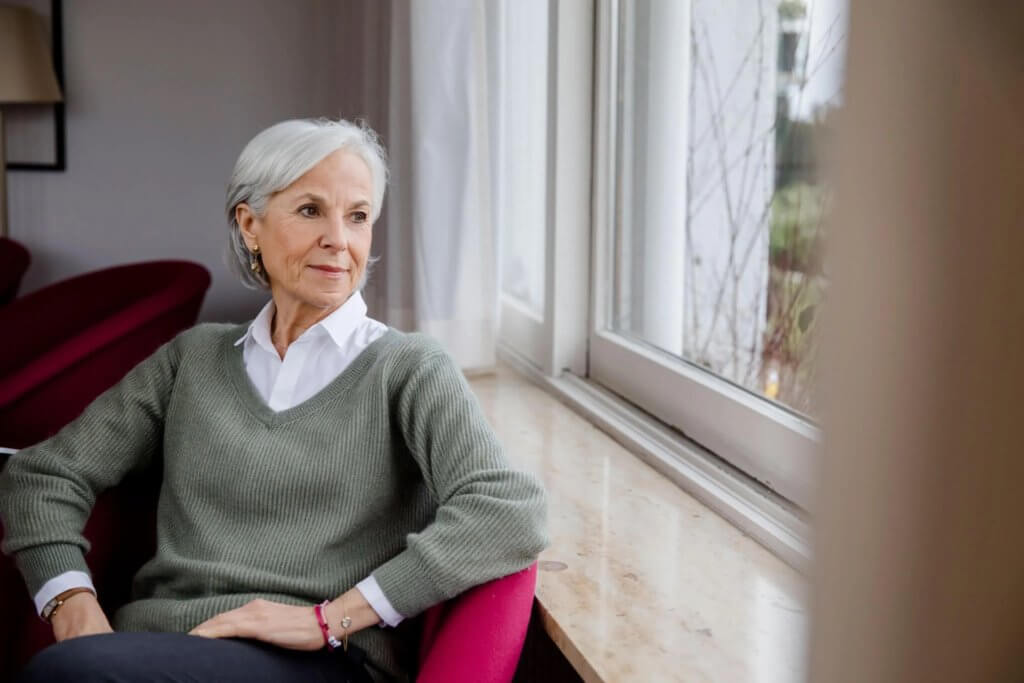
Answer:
[{"left": 233, "top": 290, "right": 370, "bottom": 353}]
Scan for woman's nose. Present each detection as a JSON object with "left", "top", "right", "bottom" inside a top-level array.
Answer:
[{"left": 319, "top": 213, "right": 348, "bottom": 250}]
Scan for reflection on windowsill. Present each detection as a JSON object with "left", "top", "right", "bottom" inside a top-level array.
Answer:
[{"left": 470, "top": 364, "right": 808, "bottom": 683}]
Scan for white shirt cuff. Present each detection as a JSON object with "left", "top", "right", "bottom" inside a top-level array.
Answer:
[
  {"left": 33, "top": 571, "right": 95, "bottom": 617},
  {"left": 355, "top": 575, "right": 404, "bottom": 627}
]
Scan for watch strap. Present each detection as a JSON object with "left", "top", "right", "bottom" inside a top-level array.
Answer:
[{"left": 41, "top": 586, "right": 96, "bottom": 623}]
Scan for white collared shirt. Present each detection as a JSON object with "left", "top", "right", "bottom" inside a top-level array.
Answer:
[{"left": 35, "top": 291, "right": 404, "bottom": 627}]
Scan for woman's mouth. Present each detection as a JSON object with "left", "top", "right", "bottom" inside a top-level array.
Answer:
[{"left": 310, "top": 265, "right": 349, "bottom": 278}]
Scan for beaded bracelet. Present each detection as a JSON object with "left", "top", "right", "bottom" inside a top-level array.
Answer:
[{"left": 314, "top": 600, "right": 343, "bottom": 650}]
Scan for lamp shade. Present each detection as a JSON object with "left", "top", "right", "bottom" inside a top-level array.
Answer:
[{"left": 0, "top": 5, "right": 62, "bottom": 104}]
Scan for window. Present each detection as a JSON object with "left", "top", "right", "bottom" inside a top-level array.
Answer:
[
  {"left": 496, "top": 0, "right": 548, "bottom": 320},
  {"left": 495, "top": 0, "right": 847, "bottom": 513},
  {"left": 590, "top": 0, "right": 847, "bottom": 507},
  {"left": 494, "top": 0, "right": 552, "bottom": 367}
]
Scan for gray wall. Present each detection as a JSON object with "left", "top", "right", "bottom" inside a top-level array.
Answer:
[{"left": 6, "top": 0, "right": 379, "bottom": 323}]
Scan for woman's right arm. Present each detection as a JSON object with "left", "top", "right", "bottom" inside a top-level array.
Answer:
[{"left": 0, "top": 336, "right": 181, "bottom": 623}]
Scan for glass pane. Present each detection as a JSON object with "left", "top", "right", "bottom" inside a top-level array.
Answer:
[
  {"left": 611, "top": 0, "right": 847, "bottom": 417},
  {"left": 498, "top": 0, "right": 548, "bottom": 318}
]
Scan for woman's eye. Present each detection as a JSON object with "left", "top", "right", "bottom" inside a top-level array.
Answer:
[
  {"left": 299, "top": 205, "right": 320, "bottom": 218},
  {"left": 352, "top": 211, "right": 369, "bottom": 223}
]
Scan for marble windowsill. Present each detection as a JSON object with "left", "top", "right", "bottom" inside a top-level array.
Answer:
[{"left": 468, "top": 364, "right": 808, "bottom": 683}]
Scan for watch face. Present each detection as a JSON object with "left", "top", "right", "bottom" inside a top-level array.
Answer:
[{"left": 42, "top": 595, "right": 68, "bottom": 621}]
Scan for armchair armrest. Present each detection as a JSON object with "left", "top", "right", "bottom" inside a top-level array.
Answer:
[{"left": 417, "top": 563, "right": 538, "bottom": 683}]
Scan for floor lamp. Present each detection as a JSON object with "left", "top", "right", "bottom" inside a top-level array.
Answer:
[{"left": 0, "top": 5, "right": 63, "bottom": 238}]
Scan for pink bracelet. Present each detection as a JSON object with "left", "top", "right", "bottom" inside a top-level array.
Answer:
[{"left": 314, "top": 600, "right": 343, "bottom": 650}]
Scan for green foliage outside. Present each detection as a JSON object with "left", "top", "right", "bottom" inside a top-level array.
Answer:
[
  {"left": 763, "top": 182, "right": 829, "bottom": 414},
  {"left": 769, "top": 182, "right": 827, "bottom": 274},
  {"left": 778, "top": 0, "right": 807, "bottom": 20}
]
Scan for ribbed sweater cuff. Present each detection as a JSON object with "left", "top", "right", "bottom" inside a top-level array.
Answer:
[
  {"left": 15, "top": 543, "right": 90, "bottom": 597},
  {"left": 371, "top": 550, "right": 447, "bottom": 619}
]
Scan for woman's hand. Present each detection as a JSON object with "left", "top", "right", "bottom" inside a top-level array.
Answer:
[
  {"left": 189, "top": 590, "right": 381, "bottom": 651},
  {"left": 51, "top": 592, "right": 114, "bottom": 642},
  {"left": 188, "top": 599, "right": 324, "bottom": 651}
]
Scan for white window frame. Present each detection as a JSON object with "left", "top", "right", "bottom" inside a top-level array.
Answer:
[
  {"left": 494, "top": 0, "right": 551, "bottom": 367},
  {"left": 497, "top": 0, "right": 816, "bottom": 566},
  {"left": 587, "top": 0, "right": 819, "bottom": 509},
  {"left": 497, "top": 0, "right": 592, "bottom": 378}
]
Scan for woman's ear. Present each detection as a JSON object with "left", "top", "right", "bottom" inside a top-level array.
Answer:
[{"left": 236, "top": 203, "right": 258, "bottom": 249}]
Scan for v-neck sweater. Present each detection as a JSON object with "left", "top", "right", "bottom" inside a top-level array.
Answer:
[{"left": 0, "top": 322, "right": 548, "bottom": 679}]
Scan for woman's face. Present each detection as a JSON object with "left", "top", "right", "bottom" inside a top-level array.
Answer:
[{"left": 237, "top": 149, "right": 374, "bottom": 317}]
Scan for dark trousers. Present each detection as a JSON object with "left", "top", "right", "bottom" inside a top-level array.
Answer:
[{"left": 16, "top": 632, "right": 377, "bottom": 683}]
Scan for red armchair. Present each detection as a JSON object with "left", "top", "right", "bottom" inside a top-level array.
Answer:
[
  {"left": 0, "top": 237, "right": 31, "bottom": 306},
  {"left": 0, "top": 260, "right": 211, "bottom": 449},
  {"left": 417, "top": 563, "right": 537, "bottom": 682}
]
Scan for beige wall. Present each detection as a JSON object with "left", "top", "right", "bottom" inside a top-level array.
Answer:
[{"left": 811, "top": 1, "right": 1024, "bottom": 681}]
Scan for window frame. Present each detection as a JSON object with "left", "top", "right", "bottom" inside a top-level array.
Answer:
[
  {"left": 498, "top": 0, "right": 820, "bottom": 514},
  {"left": 497, "top": 0, "right": 592, "bottom": 377},
  {"left": 494, "top": 0, "right": 553, "bottom": 366},
  {"left": 588, "top": 0, "right": 820, "bottom": 508}
]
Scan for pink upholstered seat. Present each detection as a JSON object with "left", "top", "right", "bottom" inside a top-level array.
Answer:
[{"left": 417, "top": 563, "right": 537, "bottom": 682}]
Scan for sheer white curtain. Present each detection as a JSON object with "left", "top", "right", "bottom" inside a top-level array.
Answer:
[{"left": 379, "top": 0, "right": 500, "bottom": 372}]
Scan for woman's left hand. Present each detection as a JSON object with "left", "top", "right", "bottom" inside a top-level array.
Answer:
[{"left": 188, "top": 599, "right": 322, "bottom": 651}]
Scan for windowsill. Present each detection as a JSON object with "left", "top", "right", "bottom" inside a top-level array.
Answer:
[{"left": 468, "top": 363, "right": 808, "bottom": 682}]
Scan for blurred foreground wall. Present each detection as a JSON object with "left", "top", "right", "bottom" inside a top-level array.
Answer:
[{"left": 811, "top": 1, "right": 1024, "bottom": 681}]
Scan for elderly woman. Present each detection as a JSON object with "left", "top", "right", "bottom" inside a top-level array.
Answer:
[{"left": 0, "top": 118, "right": 548, "bottom": 682}]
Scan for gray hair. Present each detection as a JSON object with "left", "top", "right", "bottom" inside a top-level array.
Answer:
[{"left": 225, "top": 118, "right": 387, "bottom": 290}]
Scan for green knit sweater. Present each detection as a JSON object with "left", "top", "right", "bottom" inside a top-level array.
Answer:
[{"left": 0, "top": 323, "right": 548, "bottom": 679}]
